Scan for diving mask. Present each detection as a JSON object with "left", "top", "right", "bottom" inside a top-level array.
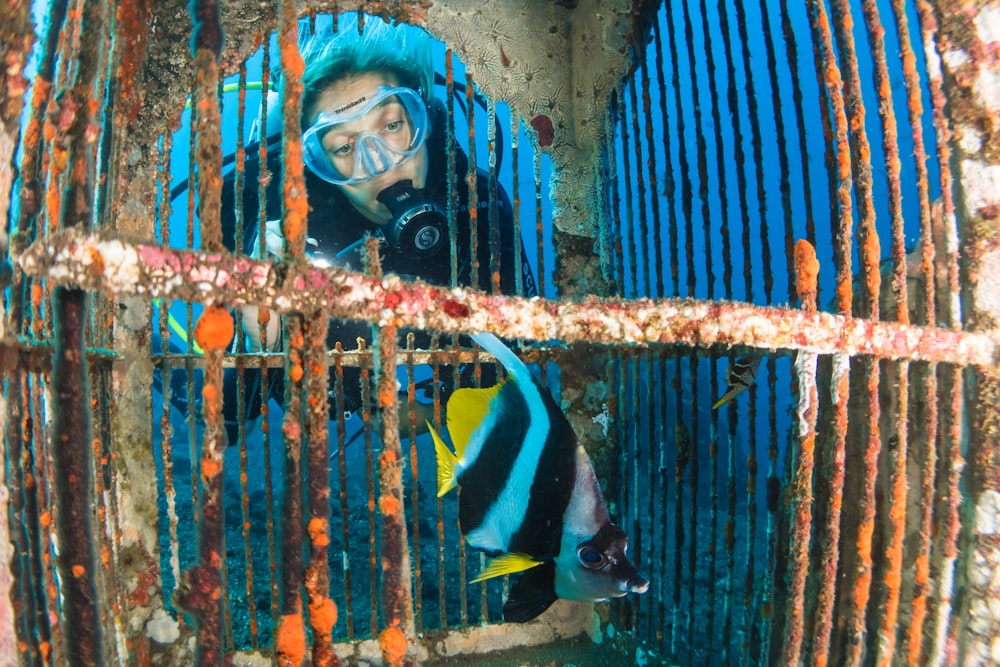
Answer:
[{"left": 303, "top": 86, "right": 429, "bottom": 186}]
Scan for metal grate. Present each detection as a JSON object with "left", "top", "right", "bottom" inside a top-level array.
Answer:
[{"left": 2, "top": 0, "right": 999, "bottom": 666}]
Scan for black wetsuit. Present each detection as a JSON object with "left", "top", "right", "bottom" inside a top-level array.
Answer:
[{"left": 217, "top": 98, "right": 538, "bottom": 440}]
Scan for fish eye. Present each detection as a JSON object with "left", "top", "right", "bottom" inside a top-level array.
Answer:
[{"left": 578, "top": 545, "right": 607, "bottom": 569}]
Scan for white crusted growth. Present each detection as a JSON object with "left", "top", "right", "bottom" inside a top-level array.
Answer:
[{"left": 145, "top": 607, "right": 180, "bottom": 644}]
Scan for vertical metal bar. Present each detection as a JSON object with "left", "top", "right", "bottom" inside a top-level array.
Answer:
[
  {"left": 51, "top": 287, "right": 102, "bottom": 666},
  {"left": 275, "top": 313, "right": 306, "bottom": 667},
  {"left": 828, "top": 0, "right": 881, "bottom": 318},
  {"left": 627, "top": 68, "right": 649, "bottom": 297},
  {"left": 533, "top": 147, "right": 546, "bottom": 298},
  {"left": 304, "top": 312, "right": 337, "bottom": 667},
  {"left": 273, "top": 1, "right": 309, "bottom": 661},
  {"left": 254, "top": 38, "right": 280, "bottom": 639},
  {"left": 510, "top": 115, "right": 524, "bottom": 296},
  {"left": 657, "top": 352, "right": 670, "bottom": 656},
  {"left": 156, "top": 131, "right": 183, "bottom": 618},
  {"left": 828, "top": 0, "right": 885, "bottom": 656},
  {"left": 731, "top": 0, "right": 770, "bottom": 304},
  {"left": 465, "top": 72, "right": 480, "bottom": 290},
  {"left": 4, "top": 18, "right": 62, "bottom": 654},
  {"left": 857, "top": 1, "right": 909, "bottom": 661},
  {"left": 756, "top": 0, "right": 796, "bottom": 303},
  {"left": 909, "top": 3, "right": 963, "bottom": 658},
  {"left": 445, "top": 51, "right": 458, "bottom": 288},
  {"left": 645, "top": 350, "right": 658, "bottom": 641},
  {"left": 5, "top": 375, "right": 35, "bottom": 665},
  {"left": 652, "top": 16, "right": 678, "bottom": 299},
  {"left": 616, "top": 88, "right": 636, "bottom": 297},
  {"left": 177, "top": 1, "right": 229, "bottom": 661},
  {"left": 47, "top": 0, "right": 106, "bottom": 660},
  {"left": 360, "top": 340, "right": 379, "bottom": 634},
  {"left": 333, "top": 343, "right": 355, "bottom": 639},
  {"left": 430, "top": 340, "right": 448, "bottom": 629},
  {"left": 888, "top": 24, "right": 938, "bottom": 631},
  {"left": 629, "top": 356, "right": 641, "bottom": 633},
  {"left": 805, "top": 1, "right": 854, "bottom": 664},
  {"left": 809, "top": 0, "right": 854, "bottom": 318},
  {"left": 781, "top": 240, "right": 821, "bottom": 665},
  {"left": 368, "top": 240, "right": 413, "bottom": 667},
  {"left": 404, "top": 334, "right": 423, "bottom": 634},
  {"left": 606, "top": 95, "right": 625, "bottom": 295},
  {"left": 778, "top": 0, "right": 816, "bottom": 248},
  {"left": 487, "top": 100, "right": 501, "bottom": 295},
  {"left": 640, "top": 55, "right": 665, "bottom": 299}
]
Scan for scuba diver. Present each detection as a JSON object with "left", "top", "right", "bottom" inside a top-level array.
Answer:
[{"left": 208, "top": 14, "right": 538, "bottom": 443}]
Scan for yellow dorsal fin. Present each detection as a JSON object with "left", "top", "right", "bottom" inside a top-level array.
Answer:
[
  {"left": 469, "top": 552, "right": 543, "bottom": 584},
  {"left": 445, "top": 382, "right": 504, "bottom": 459},
  {"left": 428, "top": 421, "right": 459, "bottom": 497}
]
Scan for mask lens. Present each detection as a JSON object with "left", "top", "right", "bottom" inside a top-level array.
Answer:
[{"left": 303, "top": 87, "right": 428, "bottom": 185}]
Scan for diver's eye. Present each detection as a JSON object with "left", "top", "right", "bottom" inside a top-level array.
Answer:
[{"left": 578, "top": 546, "right": 607, "bottom": 569}]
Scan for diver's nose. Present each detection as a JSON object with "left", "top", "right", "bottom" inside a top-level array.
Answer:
[
  {"left": 627, "top": 574, "right": 650, "bottom": 594},
  {"left": 357, "top": 134, "right": 395, "bottom": 178}
]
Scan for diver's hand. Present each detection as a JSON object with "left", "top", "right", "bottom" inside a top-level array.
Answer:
[{"left": 261, "top": 218, "right": 285, "bottom": 259}]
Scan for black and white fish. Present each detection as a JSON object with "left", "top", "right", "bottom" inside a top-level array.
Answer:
[
  {"left": 427, "top": 332, "right": 649, "bottom": 623},
  {"left": 712, "top": 355, "right": 762, "bottom": 410}
]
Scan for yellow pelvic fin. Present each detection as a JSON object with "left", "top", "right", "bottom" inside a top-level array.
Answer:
[
  {"left": 445, "top": 382, "right": 504, "bottom": 459},
  {"left": 428, "top": 420, "right": 458, "bottom": 497},
  {"left": 712, "top": 389, "right": 741, "bottom": 410},
  {"left": 469, "top": 552, "right": 544, "bottom": 584}
]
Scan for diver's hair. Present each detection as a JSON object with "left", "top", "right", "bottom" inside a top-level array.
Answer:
[{"left": 299, "top": 13, "right": 433, "bottom": 126}]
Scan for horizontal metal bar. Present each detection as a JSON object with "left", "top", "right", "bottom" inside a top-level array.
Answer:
[{"left": 17, "top": 229, "right": 999, "bottom": 366}]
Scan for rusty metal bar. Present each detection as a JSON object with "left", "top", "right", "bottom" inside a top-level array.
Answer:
[
  {"left": 640, "top": 54, "right": 664, "bottom": 299},
  {"left": 465, "top": 71, "right": 480, "bottom": 291},
  {"left": 176, "top": 0, "right": 230, "bottom": 661},
  {"left": 368, "top": 239, "right": 414, "bottom": 667},
  {"left": 274, "top": 4, "right": 310, "bottom": 662},
  {"left": 403, "top": 334, "right": 424, "bottom": 634},
  {"left": 51, "top": 286, "right": 103, "bottom": 666},
  {"left": 615, "top": 87, "right": 635, "bottom": 297},
  {"left": 828, "top": 0, "right": 881, "bottom": 315},
  {"left": 650, "top": 17, "right": 677, "bottom": 299},
  {"left": 487, "top": 99, "right": 501, "bottom": 295},
  {"left": 510, "top": 115, "right": 525, "bottom": 296},
  {"left": 446, "top": 50, "right": 459, "bottom": 287},
  {"left": 644, "top": 350, "right": 658, "bottom": 641},
  {"left": 43, "top": 0, "right": 107, "bottom": 662},
  {"left": 357, "top": 339, "right": 379, "bottom": 634},
  {"left": 810, "top": 0, "right": 854, "bottom": 317},
  {"left": 628, "top": 66, "right": 649, "bottom": 297},
  {"left": 275, "top": 312, "right": 306, "bottom": 666},
  {"left": 779, "top": 0, "right": 815, "bottom": 248},
  {"left": 304, "top": 310, "right": 337, "bottom": 667},
  {"left": 533, "top": 146, "right": 545, "bottom": 298},
  {"left": 4, "top": 374, "right": 36, "bottom": 665},
  {"left": 781, "top": 240, "right": 821, "bottom": 665},
  {"left": 20, "top": 231, "right": 1000, "bottom": 366},
  {"left": 331, "top": 343, "right": 355, "bottom": 639},
  {"left": 758, "top": 0, "right": 795, "bottom": 304},
  {"left": 914, "top": 3, "right": 968, "bottom": 661}
]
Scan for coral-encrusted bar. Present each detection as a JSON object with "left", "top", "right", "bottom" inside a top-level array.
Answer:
[{"left": 17, "top": 230, "right": 999, "bottom": 366}]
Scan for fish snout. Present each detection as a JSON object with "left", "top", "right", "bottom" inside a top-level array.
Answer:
[
  {"left": 627, "top": 573, "right": 650, "bottom": 594},
  {"left": 610, "top": 556, "right": 648, "bottom": 595}
]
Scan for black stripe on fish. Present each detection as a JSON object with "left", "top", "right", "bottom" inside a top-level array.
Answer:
[
  {"left": 506, "top": 378, "right": 579, "bottom": 559},
  {"left": 455, "top": 376, "right": 532, "bottom": 545}
]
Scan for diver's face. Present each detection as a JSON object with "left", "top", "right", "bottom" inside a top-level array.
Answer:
[{"left": 309, "top": 73, "right": 429, "bottom": 225}]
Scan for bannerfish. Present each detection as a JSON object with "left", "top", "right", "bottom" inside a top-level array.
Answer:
[
  {"left": 712, "top": 354, "right": 762, "bottom": 410},
  {"left": 427, "top": 332, "right": 649, "bottom": 623}
]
